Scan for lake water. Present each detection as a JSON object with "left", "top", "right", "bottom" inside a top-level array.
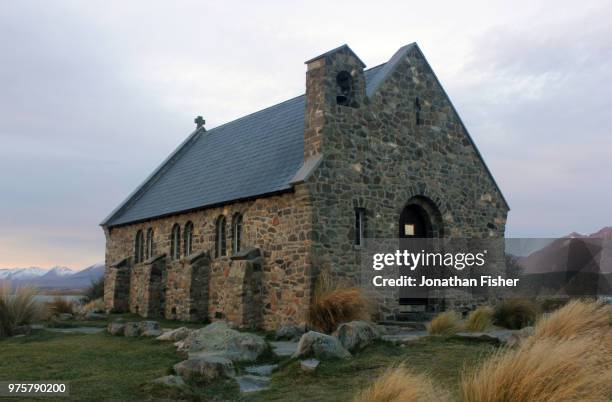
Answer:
[{"left": 33, "top": 295, "right": 83, "bottom": 303}]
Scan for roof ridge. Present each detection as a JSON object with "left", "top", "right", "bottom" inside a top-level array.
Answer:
[{"left": 207, "top": 63, "right": 386, "bottom": 133}]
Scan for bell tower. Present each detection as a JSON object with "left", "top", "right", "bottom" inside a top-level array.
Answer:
[{"left": 303, "top": 44, "right": 366, "bottom": 158}]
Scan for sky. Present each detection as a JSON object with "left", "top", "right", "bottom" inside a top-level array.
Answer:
[{"left": 1, "top": 0, "right": 611, "bottom": 269}]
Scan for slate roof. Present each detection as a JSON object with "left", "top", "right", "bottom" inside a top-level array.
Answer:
[
  {"left": 102, "top": 64, "right": 385, "bottom": 227},
  {"left": 102, "top": 44, "right": 508, "bottom": 228}
]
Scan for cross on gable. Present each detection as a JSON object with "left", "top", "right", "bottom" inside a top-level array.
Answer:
[{"left": 194, "top": 116, "right": 206, "bottom": 129}]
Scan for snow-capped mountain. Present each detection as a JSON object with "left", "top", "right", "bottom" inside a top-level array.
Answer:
[
  {"left": 43, "top": 266, "right": 75, "bottom": 278},
  {"left": 0, "top": 263, "right": 104, "bottom": 289},
  {"left": 0, "top": 267, "right": 46, "bottom": 281}
]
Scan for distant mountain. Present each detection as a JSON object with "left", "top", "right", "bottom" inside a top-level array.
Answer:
[
  {"left": 0, "top": 263, "right": 104, "bottom": 289},
  {"left": 518, "top": 227, "right": 612, "bottom": 274},
  {"left": 0, "top": 267, "right": 46, "bottom": 281},
  {"left": 513, "top": 227, "right": 612, "bottom": 297}
]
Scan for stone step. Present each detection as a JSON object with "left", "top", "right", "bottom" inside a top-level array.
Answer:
[
  {"left": 235, "top": 375, "right": 270, "bottom": 393},
  {"left": 245, "top": 364, "right": 278, "bottom": 376},
  {"left": 378, "top": 320, "right": 427, "bottom": 331},
  {"left": 270, "top": 341, "right": 298, "bottom": 357}
]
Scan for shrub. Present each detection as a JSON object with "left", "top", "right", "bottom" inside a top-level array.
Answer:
[
  {"left": 493, "top": 299, "right": 537, "bottom": 329},
  {"left": 354, "top": 364, "right": 447, "bottom": 402},
  {"left": 307, "top": 288, "right": 371, "bottom": 333},
  {"left": 307, "top": 268, "right": 371, "bottom": 333},
  {"left": 427, "top": 311, "right": 461, "bottom": 336},
  {"left": 460, "top": 335, "right": 612, "bottom": 402},
  {"left": 80, "top": 298, "right": 105, "bottom": 315},
  {"left": 0, "top": 283, "right": 45, "bottom": 337},
  {"left": 530, "top": 299, "right": 611, "bottom": 343},
  {"left": 83, "top": 277, "right": 104, "bottom": 302},
  {"left": 464, "top": 306, "right": 494, "bottom": 332},
  {"left": 48, "top": 297, "right": 74, "bottom": 315}
]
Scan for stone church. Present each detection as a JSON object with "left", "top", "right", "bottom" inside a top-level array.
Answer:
[{"left": 101, "top": 43, "right": 508, "bottom": 330}]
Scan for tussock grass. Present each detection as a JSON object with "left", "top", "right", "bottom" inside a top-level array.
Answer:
[
  {"left": 307, "top": 268, "right": 371, "bottom": 333},
  {"left": 530, "top": 299, "right": 611, "bottom": 343},
  {"left": 48, "top": 297, "right": 74, "bottom": 315},
  {"left": 493, "top": 299, "right": 537, "bottom": 329},
  {"left": 353, "top": 364, "right": 447, "bottom": 402},
  {"left": 464, "top": 306, "right": 494, "bottom": 332},
  {"left": 460, "top": 335, "right": 612, "bottom": 402},
  {"left": 427, "top": 311, "right": 461, "bottom": 336},
  {"left": 0, "top": 283, "right": 45, "bottom": 336},
  {"left": 307, "top": 288, "right": 371, "bottom": 334},
  {"left": 80, "top": 298, "right": 105, "bottom": 315}
]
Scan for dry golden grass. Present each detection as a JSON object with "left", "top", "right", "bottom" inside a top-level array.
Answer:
[
  {"left": 353, "top": 364, "right": 447, "bottom": 402},
  {"left": 493, "top": 299, "right": 538, "bottom": 329},
  {"left": 427, "top": 311, "right": 461, "bottom": 336},
  {"left": 47, "top": 297, "right": 74, "bottom": 315},
  {"left": 0, "top": 283, "right": 45, "bottom": 337},
  {"left": 460, "top": 335, "right": 612, "bottom": 402},
  {"left": 307, "top": 268, "right": 371, "bottom": 333},
  {"left": 529, "top": 299, "right": 611, "bottom": 343},
  {"left": 464, "top": 306, "right": 494, "bottom": 332},
  {"left": 307, "top": 288, "right": 371, "bottom": 333},
  {"left": 80, "top": 298, "right": 105, "bottom": 315}
]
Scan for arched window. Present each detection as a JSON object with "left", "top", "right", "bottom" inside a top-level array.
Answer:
[
  {"left": 184, "top": 221, "right": 194, "bottom": 257},
  {"left": 215, "top": 216, "right": 226, "bottom": 258},
  {"left": 134, "top": 230, "right": 144, "bottom": 264},
  {"left": 145, "top": 228, "right": 154, "bottom": 259},
  {"left": 170, "top": 224, "right": 181, "bottom": 260},
  {"left": 232, "top": 213, "right": 243, "bottom": 254},
  {"left": 336, "top": 71, "right": 355, "bottom": 107}
]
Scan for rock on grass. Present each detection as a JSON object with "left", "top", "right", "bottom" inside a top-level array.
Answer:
[{"left": 293, "top": 331, "right": 351, "bottom": 360}]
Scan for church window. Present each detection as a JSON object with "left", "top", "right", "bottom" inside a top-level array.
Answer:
[
  {"left": 232, "top": 213, "right": 243, "bottom": 254},
  {"left": 415, "top": 97, "right": 423, "bottom": 125},
  {"left": 184, "top": 221, "right": 194, "bottom": 257},
  {"left": 170, "top": 224, "right": 181, "bottom": 260},
  {"left": 355, "top": 208, "right": 366, "bottom": 246},
  {"left": 145, "top": 228, "right": 154, "bottom": 260},
  {"left": 134, "top": 230, "right": 144, "bottom": 263},
  {"left": 215, "top": 216, "right": 227, "bottom": 257}
]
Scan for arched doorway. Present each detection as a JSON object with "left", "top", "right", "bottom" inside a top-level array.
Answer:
[{"left": 398, "top": 197, "right": 443, "bottom": 310}]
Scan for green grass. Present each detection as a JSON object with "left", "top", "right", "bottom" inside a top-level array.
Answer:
[
  {"left": 249, "top": 338, "right": 496, "bottom": 402},
  {"left": 0, "top": 330, "right": 496, "bottom": 401},
  {"left": 0, "top": 330, "right": 184, "bottom": 400}
]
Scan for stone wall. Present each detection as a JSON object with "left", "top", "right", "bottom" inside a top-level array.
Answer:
[
  {"left": 303, "top": 46, "right": 508, "bottom": 318},
  {"left": 104, "top": 187, "right": 315, "bottom": 330}
]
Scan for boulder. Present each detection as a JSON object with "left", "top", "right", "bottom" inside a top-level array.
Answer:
[
  {"left": 275, "top": 324, "right": 305, "bottom": 341},
  {"left": 179, "top": 321, "right": 269, "bottom": 362},
  {"left": 157, "top": 327, "right": 191, "bottom": 342},
  {"left": 151, "top": 375, "right": 185, "bottom": 388},
  {"left": 300, "top": 358, "right": 319, "bottom": 373},
  {"left": 293, "top": 331, "right": 351, "bottom": 360},
  {"left": 139, "top": 321, "right": 162, "bottom": 337},
  {"left": 123, "top": 322, "right": 141, "bottom": 337},
  {"left": 333, "top": 321, "right": 380, "bottom": 352},
  {"left": 107, "top": 322, "right": 126, "bottom": 336},
  {"left": 84, "top": 312, "right": 106, "bottom": 320},
  {"left": 173, "top": 355, "right": 235, "bottom": 382},
  {"left": 506, "top": 326, "right": 534, "bottom": 347}
]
